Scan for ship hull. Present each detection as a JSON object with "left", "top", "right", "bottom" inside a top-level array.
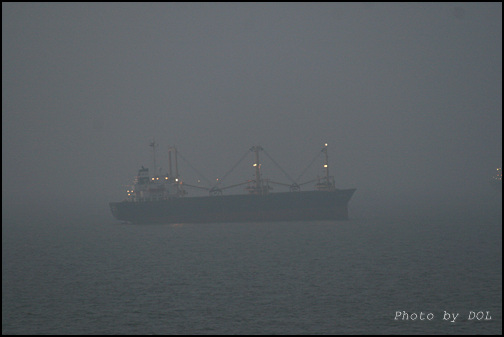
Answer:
[{"left": 109, "top": 189, "right": 356, "bottom": 224}]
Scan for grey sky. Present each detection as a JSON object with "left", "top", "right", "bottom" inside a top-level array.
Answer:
[{"left": 2, "top": 3, "right": 502, "bottom": 219}]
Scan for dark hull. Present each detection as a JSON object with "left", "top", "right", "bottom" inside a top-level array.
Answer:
[{"left": 109, "top": 189, "right": 356, "bottom": 224}]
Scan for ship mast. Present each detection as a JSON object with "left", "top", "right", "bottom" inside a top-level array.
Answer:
[
  {"left": 248, "top": 145, "right": 268, "bottom": 195},
  {"left": 168, "top": 148, "right": 173, "bottom": 179},
  {"left": 317, "top": 143, "right": 335, "bottom": 191},
  {"left": 168, "top": 146, "right": 185, "bottom": 195},
  {"left": 323, "top": 143, "right": 329, "bottom": 182},
  {"left": 149, "top": 140, "right": 158, "bottom": 178},
  {"left": 254, "top": 146, "right": 261, "bottom": 190},
  {"left": 167, "top": 146, "right": 180, "bottom": 180}
]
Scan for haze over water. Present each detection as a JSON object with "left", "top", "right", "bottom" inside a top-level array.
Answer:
[{"left": 2, "top": 3, "right": 502, "bottom": 335}]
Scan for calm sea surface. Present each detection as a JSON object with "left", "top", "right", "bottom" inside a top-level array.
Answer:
[{"left": 2, "top": 213, "right": 502, "bottom": 334}]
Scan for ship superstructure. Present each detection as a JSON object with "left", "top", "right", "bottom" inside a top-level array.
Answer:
[{"left": 125, "top": 146, "right": 187, "bottom": 202}]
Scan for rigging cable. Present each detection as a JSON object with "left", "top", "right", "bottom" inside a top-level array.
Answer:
[
  {"left": 216, "top": 149, "right": 251, "bottom": 185},
  {"left": 176, "top": 151, "right": 213, "bottom": 187},
  {"left": 262, "top": 149, "right": 297, "bottom": 184},
  {"left": 295, "top": 150, "right": 323, "bottom": 183}
]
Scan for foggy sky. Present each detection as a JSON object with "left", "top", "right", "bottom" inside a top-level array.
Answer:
[{"left": 2, "top": 3, "right": 502, "bottom": 220}]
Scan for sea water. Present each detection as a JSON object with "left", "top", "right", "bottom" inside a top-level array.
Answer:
[{"left": 2, "top": 213, "right": 502, "bottom": 334}]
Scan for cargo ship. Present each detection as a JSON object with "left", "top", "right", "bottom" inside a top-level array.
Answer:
[{"left": 110, "top": 143, "right": 356, "bottom": 224}]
